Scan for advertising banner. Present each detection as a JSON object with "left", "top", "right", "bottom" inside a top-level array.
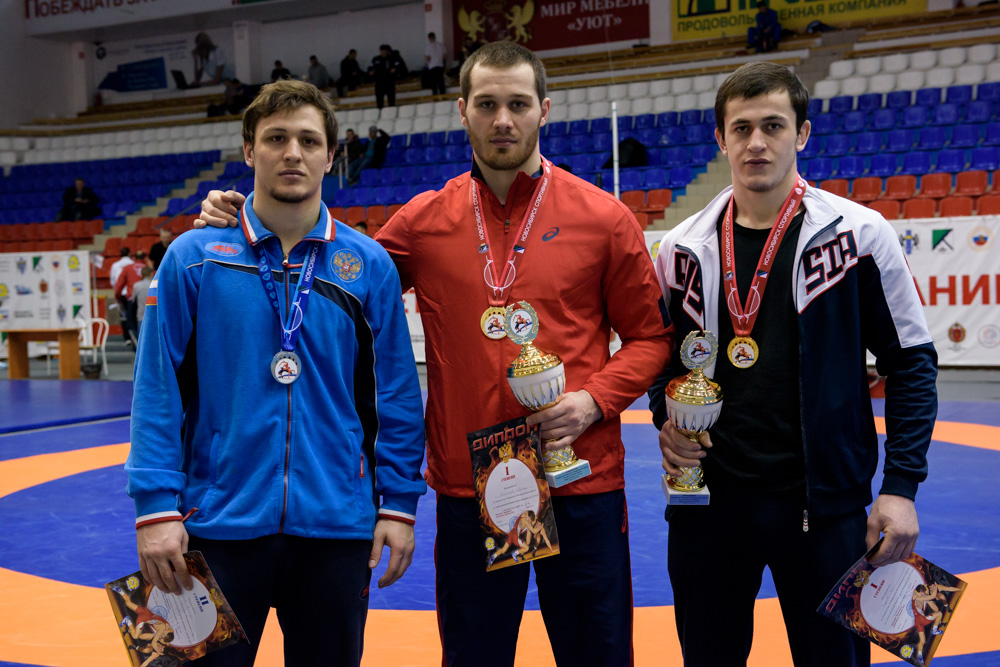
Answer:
[{"left": 453, "top": 0, "right": 650, "bottom": 55}]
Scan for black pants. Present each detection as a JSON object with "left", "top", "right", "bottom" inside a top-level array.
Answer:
[
  {"left": 667, "top": 489, "right": 870, "bottom": 666},
  {"left": 435, "top": 491, "right": 633, "bottom": 667},
  {"left": 117, "top": 296, "right": 137, "bottom": 345},
  {"left": 374, "top": 80, "right": 395, "bottom": 109},
  {"left": 187, "top": 534, "right": 372, "bottom": 667},
  {"left": 428, "top": 67, "right": 446, "bottom": 95}
]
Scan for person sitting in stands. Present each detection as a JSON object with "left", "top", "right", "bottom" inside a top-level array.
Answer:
[{"left": 59, "top": 178, "right": 101, "bottom": 221}]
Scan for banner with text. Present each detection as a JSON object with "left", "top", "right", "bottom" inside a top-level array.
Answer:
[
  {"left": 643, "top": 218, "right": 1000, "bottom": 367},
  {"left": 453, "top": 0, "right": 650, "bottom": 55},
  {"left": 672, "top": 0, "right": 927, "bottom": 42}
]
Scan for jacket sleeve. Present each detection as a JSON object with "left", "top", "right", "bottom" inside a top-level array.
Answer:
[
  {"left": 125, "top": 246, "right": 198, "bottom": 526},
  {"left": 580, "top": 208, "right": 673, "bottom": 419},
  {"left": 375, "top": 198, "right": 421, "bottom": 293},
  {"left": 367, "top": 254, "right": 427, "bottom": 523},
  {"left": 646, "top": 232, "right": 681, "bottom": 431},
  {"left": 861, "top": 217, "right": 938, "bottom": 501}
]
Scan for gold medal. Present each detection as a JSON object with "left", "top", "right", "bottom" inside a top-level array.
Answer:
[
  {"left": 481, "top": 307, "right": 507, "bottom": 339},
  {"left": 727, "top": 336, "right": 758, "bottom": 369}
]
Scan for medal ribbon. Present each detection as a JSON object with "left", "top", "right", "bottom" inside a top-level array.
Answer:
[
  {"left": 248, "top": 225, "right": 322, "bottom": 353},
  {"left": 722, "top": 175, "right": 806, "bottom": 337},
  {"left": 471, "top": 157, "right": 552, "bottom": 307}
]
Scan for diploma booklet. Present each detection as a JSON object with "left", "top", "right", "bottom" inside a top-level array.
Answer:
[
  {"left": 106, "top": 551, "right": 246, "bottom": 666},
  {"left": 818, "top": 539, "right": 967, "bottom": 666},
  {"left": 467, "top": 416, "right": 560, "bottom": 571}
]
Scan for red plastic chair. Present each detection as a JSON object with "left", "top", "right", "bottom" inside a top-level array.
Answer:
[
  {"left": 104, "top": 236, "right": 123, "bottom": 256},
  {"left": 819, "top": 179, "right": 849, "bottom": 198},
  {"left": 954, "top": 170, "right": 988, "bottom": 197},
  {"left": 901, "top": 199, "right": 936, "bottom": 219},
  {"left": 915, "top": 173, "right": 951, "bottom": 199},
  {"left": 386, "top": 204, "right": 405, "bottom": 220},
  {"left": 850, "top": 177, "right": 883, "bottom": 203},
  {"left": 938, "top": 196, "right": 974, "bottom": 217},
  {"left": 643, "top": 189, "right": 673, "bottom": 213},
  {"left": 976, "top": 194, "right": 1000, "bottom": 215},
  {"left": 344, "top": 206, "right": 366, "bottom": 225},
  {"left": 993, "top": 170, "right": 1000, "bottom": 193},
  {"left": 868, "top": 199, "right": 901, "bottom": 219},
  {"left": 883, "top": 175, "right": 917, "bottom": 200},
  {"left": 620, "top": 190, "right": 645, "bottom": 212},
  {"left": 328, "top": 206, "right": 346, "bottom": 221},
  {"left": 365, "top": 205, "right": 388, "bottom": 225},
  {"left": 633, "top": 211, "right": 650, "bottom": 230}
]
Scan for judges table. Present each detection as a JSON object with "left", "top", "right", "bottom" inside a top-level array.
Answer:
[{"left": 1, "top": 328, "right": 80, "bottom": 380}]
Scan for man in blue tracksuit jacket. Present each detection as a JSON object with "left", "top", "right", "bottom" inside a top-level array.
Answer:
[
  {"left": 126, "top": 80, "right": 425, "bottom": 667},
  {"left": 648, "top": 63, "right": 937, "bottom": 666}
]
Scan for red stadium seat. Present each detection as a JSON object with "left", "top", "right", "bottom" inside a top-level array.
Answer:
[
  {"left": 954, "top": 171, "right": 988, "bottom": 197},
  {"left": 902, "top": 198, "right": 936, "bottom": 219},
  {"left": 103, "top": 236, "right": 123, "bottom": 257},
  {"left": 633, "top": 211, "right": 650, "bottom": 230},
  {"left": 365, "top": 205, "right": 388, "bottom": 225},
  {"left": 869, "top": 199, "right": 901, "bottom": 219},
  {"left": 344, "top": 206, "right": 366, "bottom": 225},
  {"left": 850, "top": 177, "right": 883, "bottom": 203},
  {"left": 977, "top": 194, "right": 1000, "bottom": 215},
  {"left": 328, "top": 206, "right": 346, "bottom": 221},
  {"left": 386, "top": 203, "right": 404, "bottom": 220},
  {"left": 915, "top": 172, "right": 951, "bottom": 199},
  {"left": 883, "top": 175, "right": 917, "bottom": 200},
  {"left": 819, "top": 179, "right": 849, "bottom": 198},
  {"left": 643, "top": 189, "right": 673, "bottom": 213},
  {"left": 621, "top": 190, "right": 645, "bottom": 212},
  {"left": 938, "top": 196, "right": 974, "bottom": 217},
  {"left": 993, "top": 170, "right": 1000, "bottom": 193}
]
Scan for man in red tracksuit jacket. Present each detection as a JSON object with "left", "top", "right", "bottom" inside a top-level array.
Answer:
[{"left": 114, "top": 250, "right": 147, "bottom": 345}]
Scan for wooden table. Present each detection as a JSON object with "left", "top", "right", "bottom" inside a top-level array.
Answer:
[{"left": 2, "top": 328, "right": 81, "bottom": 380}]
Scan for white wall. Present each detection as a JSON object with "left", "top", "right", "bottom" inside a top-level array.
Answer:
[
  {"left": 0, "top": 1, "right": 75, "bottom": 128},
  {"left": 258, "top": 4, "right": 427, "bottom": 85}
]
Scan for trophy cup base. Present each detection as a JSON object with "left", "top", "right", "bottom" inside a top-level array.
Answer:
[
  {"left": 545, "top": 458, "right": 591, "bottom": 488},
  {"left": 662, "top": 474, "right": 711, "bottom": 505}
]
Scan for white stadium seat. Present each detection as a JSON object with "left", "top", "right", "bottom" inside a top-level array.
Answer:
[
  {"left": 653, "top": 95, "right": 675, "bottom": 113},
  {"left": 897, "top": 70, "right": 925, "bottom": 90},
  {"left": 362, "top": 107, "right": 380, "bottom": 122},
  {"left": 155, "top": 127, "right": 170, "bottom": 141},
  {"left": 395, "top": 104, "right": 415, "bottom": 119},
  {"left": 113, "top": 145, "right": 128, "bottom": 158},
  {"left": 956, "top": 64, "right": 986, "bottom": 86},
  {"left": 393, "top": 118, "right": 413, "bottom": 135},
  {"left": 631, "top": 97, "right": 653, "bottom": 115},
  {"left": 968, "top": 43, "right": 997, "bottom": 65},
  {"left": 938, "top": 47, "right": 966, "bottom": 68},
  {"left": 414, "top": 103, "right": 434, "bottom": 118},
  {"left": 345, "top": 109, "right": 365, "bottom": 123},
  {"left": 179, "top": 126, "right": 194, "bottom": 140},
  {"left": 840, "top": 77, "right": 868, "bottom": 97},
  {"left": 829, "top": 60, "right": 854, "bottom": 79},
  {"left": 714, "top": 72, "right": 731, "bottom": 88},
  {"left": 568, "top": 102, "right": 589, "bottom": 120},
  {"left": 12, "top": 137, "right": 30, "bottom": 151},
  {"left": 586, "top": 86, "right": 607, "bottom": 103},
  {"left": 910, "top": 50, "right": 937, "bottom": 70},
  {"left": 613, "top": 99, "right": 631, "bottom": 116},
  {"left": 379, "top": 106, "right": 398, "bottom": 120},
  {"left": 672, "top": 77, "right": 693, "bottom": 95},
  {"left": 855, "top": 56, "right": 882, "bottom": 77},
  {"left": 607, "top": 84, "right": 627, "bottom": 101},
  {"left": 590, "top": 101, "right": 612, "bottom": 118},
  {"left": 626, "top": 81, "right": 649, "bottom": 99},
  {"left": 693, "top": 75, "right": 715, "bottom": 93},
  {"left": 926, "top": 67, "right": 955, "bottom": 88},
  {"left": 433, "top": 100, "right": 453, "bottom": 115},
  {"left": 697, "top": 91, "right": 715, "bottom": 109},
  {"left": 868, "top": 73, "right": 896, "bottom": 94},
  {"left": 33, "top": 137, "right": 50, "bottom": 149},
  {"left": 411, "top": 116, "right": 432, "bottom": 133},
  {"left": 882, "top": 54, "right": 908, "bottom": 74},
  {"left": 987, "top": 62, "right": 1000, "bottom": 82},
  {"left": 546, "top": 105, "right": 568, "bottom": 122},
  {"left": 649, "top": 79, "right": 671, "bottom": 96},
  {"left": 566, "top": 88, "right": 587, "bottom": 104},
  {"left": 813, "top": 80, "right": 839, "bottom": 99},
  {"left": 674, "top": 93, "right": 698, "bottom": 112},
  {"left": 431, "top": 115, "right": 451, "bottom": 131},
  {"left": 547, "top": 89, "right": 567, "bottom": 105}
]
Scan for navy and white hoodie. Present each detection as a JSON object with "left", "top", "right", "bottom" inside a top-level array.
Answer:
[
  {"left": 648, "top": 185, "right": 938, "bottom": 518},
  {"left": 128, "top": 193, "right": 426, "bottom": 540}
]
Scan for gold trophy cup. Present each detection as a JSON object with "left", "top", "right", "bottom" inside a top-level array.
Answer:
[
  {"left": 505, "top": 301, "right": 592, "bottom": 488},
  {"left": 663, "top": 330, "right": 724, "bottom": 505}
]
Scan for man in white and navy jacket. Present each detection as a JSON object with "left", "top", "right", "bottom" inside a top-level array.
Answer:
[{"left": 648, "top": 62, "right": 937, "bottom": 667}]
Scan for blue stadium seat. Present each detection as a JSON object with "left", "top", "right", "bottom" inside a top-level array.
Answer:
[
  {"left": 427, "top": 131, "right": 447, "bottom": 146},
  {"left": 423, "top": 146, "right": 444, "bottom": 163},
  {"left": 931, "top": 103, "right": 960, "bottom": 126},
  {"left": 398, "top": 166, "right": 420, "bottom": 184},
  {"left": 690, "top": 144, "right": 717, "bottom": 165},
  {"left": 419, "top": 165, "right": 441, "bottom": 184},
  {"left": 901, "top": 152, "right": 932, "bottom": 175},
  {"left": 634, "top": 114, "right": 656, "bottom": 130},
  {"left": 886, "top": 90, "right": 911, "bottom": 109},
  {"left": 619, "top": 170, "right": 642, "bottom": 191},
  {"left": 658, "top": 126, "right": 684, "bottom": 146},
  {"left": 798, "top": 138, "right": 821, "bottom": 160},
  {"left": 668, "top": 167, "right": 693, "bottom": 189},
  {"left": 446, "top": 130, "right": 466, "bottom": 145},
  {"left": 568, "top": 154, "right": 592, "bottom": 173},
  {"left": 703, "top": 108, "right": 716, "bottom": 126},
  {"left": 636, "top": 128, "right": 659, "bottom": 146},
  {"left": 545, "top": 135, "right": 568, "bottom": 154},
  {"left": 837, "top": 155, "right": 866, "bottom": 179},
  {"left": 569, "top": 119, "right": 589, "bottom": 135},
  {"left": 824, "top": 134, "right": 851, "bottom": 157},
  {"left": 858, "top": 93, "right": 883, "bottom": 112},
  {"left": 442, "top": 145, "right": 464, "bottom": 162},
  {"left": 643, "top": 168, "right": 669, "bottom": 190},
  {"left": 978, "top": 82, "right": 1000, "bottom": 103},
  {"left": 949, "top": 124, "right": 981, "bottom": 148},
  {"left": 373, "top": 185, "right": 395, "bottom": 203},
  {"left": 378, "top": 167, "right": 401, "bottom": 185},
  {"left": 441, "top": 162, "right": 468, "bottom": 181},
  {"left": 842, "top": 111, "right": 867, "bottom": 134},
  {"left": 870, "top": 108, "right": 897, "bottom": 131},
  {"left": 807, "top": 99, "right": 823, "bottom": 116},
  {"left": 409, "top": 133, "right": 427, "bottom": 148},
  {"left": 900, "top": 106, "right": 930, "bottom": 129},
  {"left": 971, "top": 146, "right": 1000, "bottom": 171},
  {"left": 359, "top": 169, "right": 380, "bottom": 187},
  {"left": 591, "top": 118, "right": 611, "bottom": 133},
  {"left": 593, "top": 133, "right": 614, "bottom": 151},
  {"left": 935, "top": 149, "right": 967, "bottom": 173},
  {"left": 617, "top": 116, "right": 634, "bottom": 131},
  {"left": 946, "top": 85, "right": 974, "bottom": 106},
  {"left": 869, "top": 154, "right": 899, "bottom": 177},
  {"left": 546, "top": 121, "right": 568, "bottom": 136},
  {"left": 657, "top": 111, "right": 679, "bottom": 127},
  {"left": 964, "top": 100, "right": 994, "bottom": 125},
  {"left": 829, "top": 96, "right": 854, "bottom": 114},
  {"left": 330, "top": 189, "right": 352, "bottom": 207},
  {"left": 811, "top": 113, "right": 839, "bottom": 135},
  {"left": 853, "top": 131, "right": 883, "bottom": 154},
  {"left": 662, "top": 147, "right": 689, "bottom": 168},
  {"left": 682, "top": 125, "right": 710, "bottom": 145},
  {"left": 984, "top": 122, "right": 1000, "bottom": 146},
  {"left": 806, "top": 157, "right": 835, "bottom": 181},
  {"left": 392, "top": 185, "right": 414, "bottom": 203},
  {"left": 885, "top": 129, "right": 914, "bottom": 153},
  {"left": 403, "top": 147, "right": 423, "bottom": 164},
  {"left": 915, "top": 87, "right": 942, "bottom": 107},
  {"left": 680, "top": 109, "right": 703, "bottom": 126},
  {"left": 916, "top": 126, "right": 947, "bottom": 151},
  {"left": 569, "top": 135, "right": 592, "bottom": 153}
]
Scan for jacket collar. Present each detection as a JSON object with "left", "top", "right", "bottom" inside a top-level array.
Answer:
[
  {"left": 238, "top": 191, "right": 335, "bottom": 247},
  {"left": 470, "top": 157, "right": 544, "bottom": 209}
]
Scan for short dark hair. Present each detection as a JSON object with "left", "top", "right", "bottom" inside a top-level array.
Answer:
[
  {"left": 379, "top": 44, "right": 391, "bottom": 52},
  {"left": 460, "top": 41, "right": 546, "bottom": 104},
  {"left": 120, "top": 247, "right": 130, "bottom": 257},
  {"left": 715, "top": 61, "right": 809, "bottom": 137},
  {"left": 310, "top": 55, "right": 317, "bottom": 60},
  {"left": 274, "top": 60, "right": 282, "bottom": 66},
  {"left": 428, "top": 32, "right": 436, "bottom": 39},
  {"left": 242, "top": 79, "right": 339, "bottom": 150}
]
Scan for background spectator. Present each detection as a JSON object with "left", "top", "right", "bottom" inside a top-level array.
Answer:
[
  {"left": 348, "top": 126, "right": 390, "bottom": 184},
  {"left": 113, "top": 249, "right": 146, "bottom": 347},
  {"left": 307, "top": 55, "right": 332, "bottom": 89},
  {"left": 333, "top": 128, "right": 364, "bottom": 173},
  {"left": 424, "top": 32, "right": 448, "bottom": 95},
  {"left": 207, "top": 78, "right": 254, "bottom": 117},
  {"left": 368, "top": 44, "right": 403, "bottom": 109},
  {"left": 270, "top": 60, "right": 292, "bottom": 81},
  {"left": 149, "top": 227, "right": 173, "bottom": 271},
  {"left": 59, "top": 178, "right": 101, "bottom": 221},
  {"left": 449, "top": 36, "right": 482, "bottom": 79},
  {"left": 132, "top": 266, "right": 154, "bottom": 334},
  {"left": 191, "top": 32, "right": 231, "bottom": 87},
  {"left": 337, "top": 49, "right": 363, "bottom": 98},
  {"left": 748, "top": 1, "right": 781, "bottom": 52}
]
